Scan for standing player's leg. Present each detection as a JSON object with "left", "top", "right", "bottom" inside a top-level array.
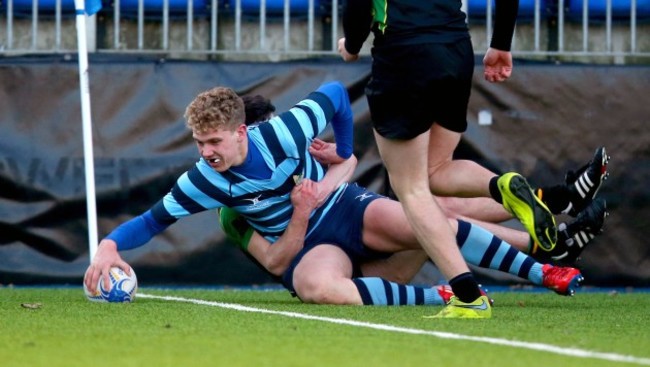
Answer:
[
  {"left": 365, "top": 41, "right": 490, "bottom": 317},
  {"left": 373, "top": 131, "right": 490, "bottom": 317}
]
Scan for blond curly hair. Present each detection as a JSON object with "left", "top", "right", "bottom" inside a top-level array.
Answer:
[{"left": 184, "top": 87, "right": 245, "bottom": 134}]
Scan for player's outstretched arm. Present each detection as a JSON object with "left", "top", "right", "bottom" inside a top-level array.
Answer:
[{"left": 84, "top": 209, "right": 169, "bottom": 293}]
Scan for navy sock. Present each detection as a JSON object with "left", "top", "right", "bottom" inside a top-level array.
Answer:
[
  {"left": 489, "top": 176, "right": 503, "bottom": 204},
  {"left": 448, "top": 272, "right": 481, "bottom": 303}
]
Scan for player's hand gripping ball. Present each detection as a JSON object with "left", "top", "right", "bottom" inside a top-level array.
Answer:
[{"left": 84, "top": 267, "right": 138, "bottom": 303}]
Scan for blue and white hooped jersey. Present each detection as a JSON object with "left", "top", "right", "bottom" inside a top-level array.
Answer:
[{"left": 150, "top": 90, "right": 349, "bottom": 243}]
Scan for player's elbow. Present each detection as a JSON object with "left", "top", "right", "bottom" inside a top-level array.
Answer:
[
  {"left": 264, "top": 257, "right": 289, "bottom": 277},
  {"left": 348, "top": 154, "right": 358, "bottom": 167}
]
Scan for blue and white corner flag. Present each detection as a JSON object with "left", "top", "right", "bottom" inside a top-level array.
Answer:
[{"left": 83, "top": 0, "right": 102, "bottom": 15}]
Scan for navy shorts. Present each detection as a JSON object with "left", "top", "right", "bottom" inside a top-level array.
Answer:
[
  {"left": 366, "top": 38, "right": 475, "bottom": 139},
  {"left": 281, "top": 183, "right": 391, "bottom": 295}
]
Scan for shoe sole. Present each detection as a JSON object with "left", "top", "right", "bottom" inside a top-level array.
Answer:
[
  {"left": 561, "top": 273, "right": 584, "bottom": 296},
  {"left": 571, "top": 147, "right": 610, "bottom": 215},
  {"left": 593, "top": 147, "right": 610, "bottom": 197},
  {"left": 571, "top": 199, "right": 609, "bottom": 253},
  {"left": 550, "top": 199, "right": 608, "bottom": 264},
  {"left": 501, "top": 174, "right": 558, "bottom": 251},
  {"left": 581, "top": 198, "right": 608, "bottom": 234}
]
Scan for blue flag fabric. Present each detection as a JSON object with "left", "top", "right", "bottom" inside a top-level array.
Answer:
[{"left": 84, "top": 0, "right": 102, "bottom": 15}]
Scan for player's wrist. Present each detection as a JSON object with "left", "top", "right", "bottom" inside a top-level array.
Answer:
[{"left": 98, "top": 239, "right": 119, "bottom": 253}]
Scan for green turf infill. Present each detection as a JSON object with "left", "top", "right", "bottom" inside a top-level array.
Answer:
[
  {"left": 140, "top": 292, "right": 650, "bottom": 366},
  {"left": 1, "top": 288, "right": 649, "bottom": 367}
]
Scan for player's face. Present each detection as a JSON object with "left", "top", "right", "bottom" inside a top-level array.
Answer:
[{"left": 193, "top": 125, "right": 247, "bottom": 172}]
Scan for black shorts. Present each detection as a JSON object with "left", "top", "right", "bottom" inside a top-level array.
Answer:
[{"left": 366, "top": 38, "right": 475, "bottom": 140}]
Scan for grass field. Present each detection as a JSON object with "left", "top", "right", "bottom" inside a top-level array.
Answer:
[{"left": 1, "top": 286, "right": 649, "bottom": 367}]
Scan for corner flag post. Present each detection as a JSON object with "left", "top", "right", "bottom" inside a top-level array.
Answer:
[{"left": 73, "top": 0, "right": 102, "bottom": 261}]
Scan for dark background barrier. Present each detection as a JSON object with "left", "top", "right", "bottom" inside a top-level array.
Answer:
[{"left": 0, "top": 56, "right": 648, "bottom": 287}]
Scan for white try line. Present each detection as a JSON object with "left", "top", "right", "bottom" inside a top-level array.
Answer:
[{"left": 139, "top": 293, "right": 650, "bottom": 366}]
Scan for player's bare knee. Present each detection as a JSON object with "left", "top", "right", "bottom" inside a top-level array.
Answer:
[
  {"left": 295, "top": 278, "right": 347, "bottom": 305},
  {"left": 293, "top": 275, "right": 323, "bottom": 303}
]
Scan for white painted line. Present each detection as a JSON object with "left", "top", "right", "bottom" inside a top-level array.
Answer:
[{"left": 139, "top": 293, "right": 650, "bottom": 366}]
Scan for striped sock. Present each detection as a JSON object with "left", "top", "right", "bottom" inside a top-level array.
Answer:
[
  {"left": 352, "top": 277, "right": 444, "bottom": 305},
  {"left": 456, "top": 220, "right": 544, "bottom": 285}
]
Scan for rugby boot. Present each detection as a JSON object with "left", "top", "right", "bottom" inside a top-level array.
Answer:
[
  {"left": 498, "top": 172, "right": 558, "bottom": 252},
  {"left": 436, "top": 285, "right": 494, "bottom": 306},
  {"left": 542, "top": 264, "right": 584, "bottom": 296},
  {"left": 563, "top": 147, "right": 610, "bottom": 217},
  {"left": 424, "top": 295, "right": 492, "bottom": 319}
]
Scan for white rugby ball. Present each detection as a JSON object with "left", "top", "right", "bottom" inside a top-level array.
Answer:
[{"left": 84, "top": 267, "right": 138, "bottom": 303}]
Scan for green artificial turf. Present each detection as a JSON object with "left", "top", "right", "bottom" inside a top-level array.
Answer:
[{"left": 1, "top": 287, "right": 648, "bottom": 367}]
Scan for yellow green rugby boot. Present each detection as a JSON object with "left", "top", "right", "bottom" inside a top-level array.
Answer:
[
  {"left": 424, "top": 295, "right": 492, "bottom": 319},
  {"left": 498, "top": 172, "right": 557, "bottom": 252}
]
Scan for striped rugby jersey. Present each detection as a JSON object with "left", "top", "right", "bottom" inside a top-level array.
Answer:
[{"left": 102, "top": 82, "right": 354, "bottom": 249}]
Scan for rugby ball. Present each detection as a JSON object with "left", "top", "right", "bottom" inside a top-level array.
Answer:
[{"left": 84, "top": 267, "right": 138, "bottom": 303}]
